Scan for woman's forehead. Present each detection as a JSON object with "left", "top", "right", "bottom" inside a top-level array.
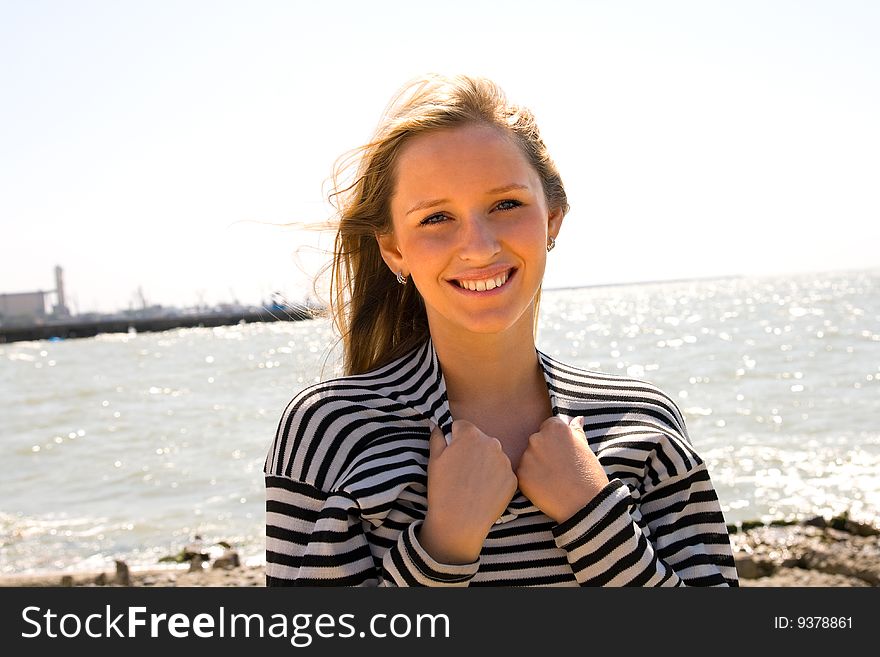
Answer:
[
  {"left": 393, "top": 124, "right": 540, "bottom": 196},
  {"left": 398, "top": 123, "right": 520, "bottom": 161}
]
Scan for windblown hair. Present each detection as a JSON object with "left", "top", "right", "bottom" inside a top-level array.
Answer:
[{"left": 326, "top": 74, "right": 569, "bottom": 375}]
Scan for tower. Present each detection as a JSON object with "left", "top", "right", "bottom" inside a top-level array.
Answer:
[{"left": 53, "top": 265, "right": 71, "bottom": 318}]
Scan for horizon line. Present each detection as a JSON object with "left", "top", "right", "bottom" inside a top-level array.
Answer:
[{"left": 544, "top": 265, "right": 880, "bottom": 292}]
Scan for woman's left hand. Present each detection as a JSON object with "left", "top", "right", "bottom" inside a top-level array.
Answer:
[{"left": 515, "top": 416, "right": 611, "bottom": 524}]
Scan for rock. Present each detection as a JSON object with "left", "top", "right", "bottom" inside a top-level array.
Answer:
[
  {"left": 212, "top": 550, "right": 240, "bottom": 570},
  {"left": 94, "top": 572, "right": 107, "bottom": 586},
  {"left": 730, "top": 515, "right": 880, "bottom": 587},
  {"left": 841, "top": 519, "right": 880, "bottom": 537},
  {"left": 114, "top": 560, "right": 131, "bottom": 586},
  {"left": 804, "top": 513, "right": 880, "bottom": 537},
  {"left": 60, "top": 575, "right": 74, "bottom": 587},
  {"left": 740, "top": 567, "right": 871, "bottom": 587},
  {"left": 160, "top": 535, "right": 212, "bottom": 565},
  {"left": 804, "top": 515, "right": 826, "bottom": 529},
  {"left": 184, "top": 535, "right": 209, "bottom": 561},
  {"left": 188, "top": 555, "right": 205, "bottom": 573},
  {"left": 734, "top": 554, "right": 776, "bottom": 579},
  {"left": 798, "top": 541, "right": 880, "bottom": 586}
]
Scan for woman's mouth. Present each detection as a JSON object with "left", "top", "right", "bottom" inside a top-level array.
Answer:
[{"left": 448, "top": 268, "right": 516, "bottom": 295}]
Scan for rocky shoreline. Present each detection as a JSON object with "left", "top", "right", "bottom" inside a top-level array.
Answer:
[
  {"left": 0, "top": 562, "right": 266, "bottom": 588},
  {"left": 2, "top": 514, "right": 878, "bottom": 587},
  {"left": 731, "top": 514, "right": 880, "bottom": 587}
]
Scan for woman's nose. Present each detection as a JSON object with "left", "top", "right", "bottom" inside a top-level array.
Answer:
[{"left": 457, "top": 215, "right": 501, "bottom": 260}]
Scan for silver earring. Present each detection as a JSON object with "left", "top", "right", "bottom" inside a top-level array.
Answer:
[
  {"left": 395, "top": 270, "right": 407, "bottom": 285},
  {"left": 547, "top": 236, "right": 556, "bottom": 252}
]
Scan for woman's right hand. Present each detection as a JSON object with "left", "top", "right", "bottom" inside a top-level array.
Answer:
[{"left": 417, "top": 420, "right": 518, "bottom": 565}]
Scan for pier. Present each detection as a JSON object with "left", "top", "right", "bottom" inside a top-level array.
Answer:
[{"left": 0, "top": 307, "right": 313, "bottom": 344}]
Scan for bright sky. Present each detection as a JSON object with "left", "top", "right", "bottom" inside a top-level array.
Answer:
[{"left": 1, "top": 0, "right": 878, "bottom": 314}]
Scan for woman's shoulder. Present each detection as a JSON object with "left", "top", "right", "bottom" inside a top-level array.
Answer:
[
  {"left": 541, "top": 350, "right": 681, "bottom": 402},
  {"left": 277, "top": 342, "right": 431, "bottom": 420},
  {"left": 540, "top": 351, "right": 691, "bottom": 441},
  {"left": 543, "top": 353, "right": 707, "bottom": 482},
  {"left": 264, "top": 348, "right": 431, "bottom": 489}
]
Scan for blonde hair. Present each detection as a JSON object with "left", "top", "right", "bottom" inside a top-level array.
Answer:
[{"left": 325, "top": 74, "right": 569, "bottom": 375}]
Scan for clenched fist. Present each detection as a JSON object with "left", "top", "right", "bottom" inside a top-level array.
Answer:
[
  {"left": 516, "top": 416, "right": 610, "bottom": 524},
  {"left": 418, "top": 420, "right": 518, "bottom": 564}
]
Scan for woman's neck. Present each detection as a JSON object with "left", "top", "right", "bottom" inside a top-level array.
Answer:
[{"left": 428, "top": 317, "right": 545, "bottom": 407}]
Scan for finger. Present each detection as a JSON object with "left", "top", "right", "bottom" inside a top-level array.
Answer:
[
  {"left": 569, "top": 415, "right": 586, "bottom": 436},
  {"left": 451, "top": 418, "right": 476, "bottom": 436},
  {"left": 540, "top": 415, "right": 567, "bottom": 431},
  {"left": 428, "top": 423, "right": 446, "bottom": 460}
]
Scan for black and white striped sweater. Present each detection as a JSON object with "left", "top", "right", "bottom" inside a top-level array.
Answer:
[{"left": 264, "top": 338, "right": 739, "bottom": 586}]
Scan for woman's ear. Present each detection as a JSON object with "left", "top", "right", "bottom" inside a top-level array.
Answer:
[
  {"left": 548, "top": 206, "right": 564, "bottom": 240},
  {"left": 375, "top": 231, "right": 407, "bottom": 277}
]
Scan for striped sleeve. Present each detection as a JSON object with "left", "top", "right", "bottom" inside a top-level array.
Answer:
[
  {"left": 265, "top": 475, "right": 378, "bottom": 586},
  {"left": 551, "top": 465, "right": 739, "bottom": 587},
  {"left": 265, "top": 475, "right": 481, "bottom": 586},
  {"left": 381, "top": 521, "right": 480, "bottom": 587}
]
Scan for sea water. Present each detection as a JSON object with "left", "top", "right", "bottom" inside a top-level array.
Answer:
[{"left": 2, "top": 268, "right": 878, "bottom": 573}]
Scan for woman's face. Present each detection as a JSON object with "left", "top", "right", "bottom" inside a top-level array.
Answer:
[{"left": 379, "top": 123, "right": 563, "bottom": 339}]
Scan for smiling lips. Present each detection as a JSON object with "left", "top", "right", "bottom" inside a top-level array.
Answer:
[{"left": 450, "top": 267, "right": 515, "bottom": 293}]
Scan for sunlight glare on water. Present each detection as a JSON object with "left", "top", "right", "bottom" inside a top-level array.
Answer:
[{"left": 2, "top": 268, "right": 878, "bottom": 572}]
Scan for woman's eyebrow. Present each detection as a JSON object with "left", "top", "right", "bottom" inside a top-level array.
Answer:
[
  {"left": 487, "top": 183, "right": 529, "bottom": 195},
  {"left": 404, "top": 183, "right": 530, "bottom": 216},
  {"left": 406, "top": 197, "right": 450, "bottom": 216}
]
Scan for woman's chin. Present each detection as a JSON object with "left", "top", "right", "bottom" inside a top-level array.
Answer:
[{"left": 431, "top": 308, "right": 535, "bottom": 338}]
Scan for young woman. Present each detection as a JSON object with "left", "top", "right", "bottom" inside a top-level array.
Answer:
[{"left": 264, "top": 74, "right": 739, "bottom": 586}]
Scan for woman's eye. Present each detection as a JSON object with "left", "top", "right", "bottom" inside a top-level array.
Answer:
[
  {"left": 419, "top": 213, "right": 448, "bottom": 226},
  {"left": 418, "top": 200, "right": 521, "bottom": 226}
]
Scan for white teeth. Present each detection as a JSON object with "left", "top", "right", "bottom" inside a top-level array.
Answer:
[{"left": 456, "top": 271, "right": 509, "bottom": 291}]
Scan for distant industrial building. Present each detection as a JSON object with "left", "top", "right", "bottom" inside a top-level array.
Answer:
[
  {"left": 0, "top": 266, "right": 318, "bottom": 344},
  {"left": 0, "top": 290, "right": 48, "bottom": 322},
  {"left": 0, "top": 265, "right": 71, "bottom": 325}
]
